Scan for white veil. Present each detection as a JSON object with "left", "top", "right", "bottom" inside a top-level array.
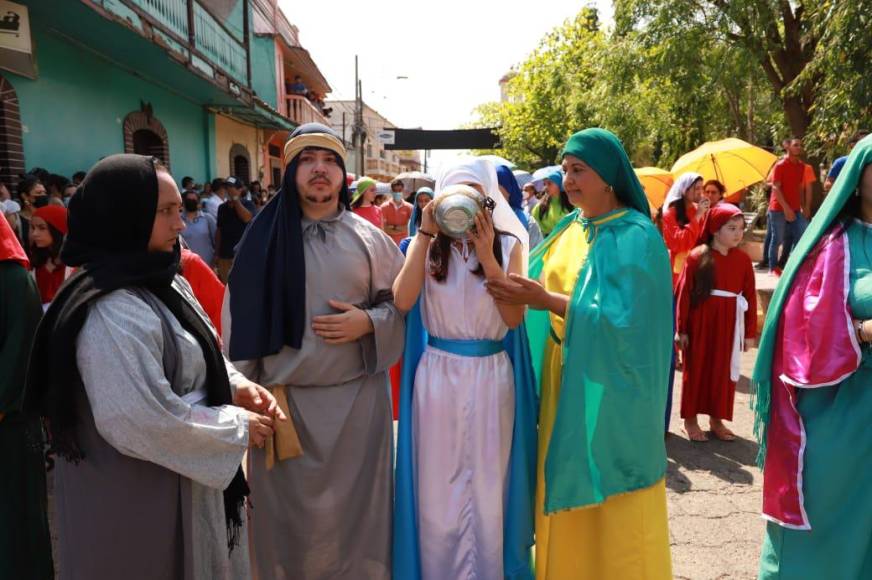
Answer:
[
  {"left": 435, "top": 156, "right": 530, "bottom": 273},
  {"left": 663, "top": 172, "right": 703, "bottom": 209}
]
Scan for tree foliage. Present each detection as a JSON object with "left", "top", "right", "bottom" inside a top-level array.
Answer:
[{"left": 472, "top": 1, "right": 872, "bottom": 171}]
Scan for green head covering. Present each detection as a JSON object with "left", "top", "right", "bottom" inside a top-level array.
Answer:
[
  {"left": 352, "top": 176, "right": 377, "bottom": 205},
  {"left": 561, "top": 128, "right": 651, "bottom": 217},
  {"left": 751, "top": 134, "right": 872, "bottom": 465}
]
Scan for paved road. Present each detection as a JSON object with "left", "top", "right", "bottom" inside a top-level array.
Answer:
[{"left": 667, "top": 345, "right": 765, "bottom": 580}]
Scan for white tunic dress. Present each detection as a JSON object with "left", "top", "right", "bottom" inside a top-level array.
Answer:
[{"left": 413, "top": 235, "right": 517, "bottom": 580}]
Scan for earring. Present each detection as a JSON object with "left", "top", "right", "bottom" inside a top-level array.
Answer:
[{"left": 855, "top": 189, "right": 860, "bottom": 197}]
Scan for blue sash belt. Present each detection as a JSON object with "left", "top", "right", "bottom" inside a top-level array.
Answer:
[{"left": 427, "top": 336, "right": 504, "bottom": 357}]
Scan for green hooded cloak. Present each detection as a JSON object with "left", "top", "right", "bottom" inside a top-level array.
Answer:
[{"left": 528, "top": 128, "right": 673, "bottom": 513}]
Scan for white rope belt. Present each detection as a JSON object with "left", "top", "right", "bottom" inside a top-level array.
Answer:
[{"left": 710, "top": 289, "right": 749, "bottom": 382}]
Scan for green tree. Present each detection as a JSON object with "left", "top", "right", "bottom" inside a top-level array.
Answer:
[
  {"left": 469, "top": 7, "right": 605, "bottom": 170},
  {"left": 615, "top": 0, "right": 872, "bottom": 156}
]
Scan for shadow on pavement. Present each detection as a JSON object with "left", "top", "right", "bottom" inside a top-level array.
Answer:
[{"left": 665, "top": 432, "right": 758, "bottom": 492}]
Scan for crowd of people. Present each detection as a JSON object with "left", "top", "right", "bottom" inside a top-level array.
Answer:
[{"left": 1, "top": 122, "right": 870, "bottom": 580}]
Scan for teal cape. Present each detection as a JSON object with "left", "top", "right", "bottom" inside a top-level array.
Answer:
[
  {"left": 527, "top": 207, "right": 673, "bottom": 513},
  {"left": 393, "top": 240, "right": 538, "bottom": 579}
]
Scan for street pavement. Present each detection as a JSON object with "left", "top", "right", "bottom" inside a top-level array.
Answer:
[{"left": 667, "top": 344, "right": 765, "bottom": 580}]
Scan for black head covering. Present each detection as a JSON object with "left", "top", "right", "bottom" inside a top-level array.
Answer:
[
  {"left": 228, "top": 123, "right": 349, "bottom": 360},
  {"left": 24, "top": 154, "right": 248, "bottom": 548}
]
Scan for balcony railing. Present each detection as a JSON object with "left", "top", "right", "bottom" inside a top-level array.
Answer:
[
  {"left": 126, "top": 0, "right": 248, "bottom": 85},
  {"left": 129, "top": 0, "right": 188, "bottom": 39},
  {"left": 285, "top": 94, "right": 328, "bottom": 126}
]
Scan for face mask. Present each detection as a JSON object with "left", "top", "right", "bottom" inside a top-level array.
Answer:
[
  {"left": 392, "top": 191, "right": 403, "bottom": 202},
  {"left": 33, "top": 196, "right": 49, "bottom": 208},
  {"left": 183, "top": 199, "right": 200, "bottom": 212}
]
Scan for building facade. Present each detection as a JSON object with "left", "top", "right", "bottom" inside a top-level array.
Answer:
[
  {"left": 249, "top": 0, "right": 332, "bottom": 187},
  {"left": 326, "top": 99, "right": 422, "bottom": 182},
  {"left": 0, "top": 0, "right": 330, "bottom": 190}
]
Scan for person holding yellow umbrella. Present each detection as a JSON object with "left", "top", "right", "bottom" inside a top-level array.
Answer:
[{"left": 670, "top": 138, "right": 778, "bottom": 199}]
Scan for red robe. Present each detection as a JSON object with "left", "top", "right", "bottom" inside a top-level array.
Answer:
[
  {"left": 34, "top": 262, "right": 67, "bottom": 304},
  {"left": 662, "top": 202, "right": 703, "bottom": 288},
  {"left": 676, "top": 247, "right": 756, "bottom": 420},
  {"left": 180, "top": 249, "right": 225, "bottom": 335}
]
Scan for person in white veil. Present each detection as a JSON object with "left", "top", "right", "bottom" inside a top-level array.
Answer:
[
  {"left": 436, "top": 156, "right": 530, "bottom": 265},
  {"left": 392, "top": 157, "right": 529, "bottom": 580},
  {"left": 659, "top": 172, "right": 707, "bottom": 287}
]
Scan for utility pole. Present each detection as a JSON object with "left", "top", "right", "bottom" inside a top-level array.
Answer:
[{"left": 352, "top": 55, "right": 366, "bottom": 178}]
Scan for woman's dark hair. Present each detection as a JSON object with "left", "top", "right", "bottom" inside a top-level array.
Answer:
[
  {"left": 840, "top": 163, "right": 872, "bottom": 221},
  {"left": 28, "top": 167, "right": 50, "bottom": 183},
  {"left": 427, "top": 213, "right": 510, "bottom": 282},
  {"left": 48, "top": 174, "right": 70, "bottom": 195},
  {"left": 29, "top": 221, "right": 64, "bottom": 268},
  {"left": 704, "top": 179, "right": 726, "bottom": 196},
  {"left": 664, "top": 177, "right": 703, "bottom": 227},
  {"left": 17, "top": 174, "right": 42, "bottom": 199},
  {"left": 690, "top": 244, "right": 715, "bottom": 306},
  {"left": 655, "top": 199, "right": 690, "bottom": 231}
]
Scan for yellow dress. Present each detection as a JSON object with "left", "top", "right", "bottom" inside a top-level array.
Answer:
[{"left": 535, "top": 220, "right": 672, "bottom": 580}]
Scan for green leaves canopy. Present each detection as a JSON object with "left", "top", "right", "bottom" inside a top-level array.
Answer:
[{"left": 472, "top": 1, "right": 872, "bottom": 171}]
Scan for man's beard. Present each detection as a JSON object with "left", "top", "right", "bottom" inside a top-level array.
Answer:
[{"left": 303, "top": 192, "right": 337, "bottom": 204}]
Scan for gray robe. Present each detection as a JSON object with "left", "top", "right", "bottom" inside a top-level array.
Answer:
[
  {"left": 55, "top": 280, "right": 251, "bottom": 580},
  {"left": 224, "top": 209, "right": 405, "bottom": 580}
]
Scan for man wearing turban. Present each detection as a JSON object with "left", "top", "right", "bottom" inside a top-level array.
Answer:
[{"left": 223, "top": 124, "right": 405, "bottom": 579}]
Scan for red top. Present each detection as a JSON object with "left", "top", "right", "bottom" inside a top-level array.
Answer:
[
  {"left": 661, "top": 201, "right": 703, "bottom": 287},
  {"left": 675, "top": 246, "right": 757, "bottom": 419},
  {"left": 380, "top": 200, "right": 413, "bottom": 244},
  {"left": 768, "top": 157, "right": 809, "bottom": 211},
  {"left": 0, "top": 214, "right": 29, "bottom": 269},
  {"left": 353, "top": 205, "right": 384, "bottom": 229},
  {"left": 180, "top": 249, "right": 225, "bottom": 335},
  {"left": 34, "top": 262, "right": 67, "bottom": 304}
]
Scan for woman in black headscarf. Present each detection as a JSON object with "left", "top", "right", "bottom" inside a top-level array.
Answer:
[{"left": 24, "top": 154, "right": 283, "bottom": 580}]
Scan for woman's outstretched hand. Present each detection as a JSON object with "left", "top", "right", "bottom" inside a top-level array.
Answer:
[{"left": 487, "top": 273, "right": 548, "bottom": 309}]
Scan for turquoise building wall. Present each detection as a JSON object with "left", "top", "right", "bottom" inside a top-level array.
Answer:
[
  {"left": 8, "top": 26, "right": 211, "bottom": 181},
  {"left": 251, "top": 35, "right": 278, "bottom": 109}
]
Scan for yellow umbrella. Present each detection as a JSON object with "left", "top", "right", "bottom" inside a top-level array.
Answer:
[
  {"left": 634, "top": 167, "right": 674, "bottom": 209},
  {"left": 670, "top": 138, "right": 778, "bottom": 198}
]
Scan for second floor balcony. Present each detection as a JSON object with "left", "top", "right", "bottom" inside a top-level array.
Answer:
[
  {"left": 285, "top": 94, "right": 329, "bottom": 127},
  {"left": 126, "top": 0, "right": 248, "bottom": 85}
]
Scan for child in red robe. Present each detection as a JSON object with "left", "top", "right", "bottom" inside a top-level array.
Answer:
[
  {"left": 29, "top": 205, "right": 70, "bottom": 307},
  {"left": 676, "top": 204, "right": 756, "bottom": 441}
]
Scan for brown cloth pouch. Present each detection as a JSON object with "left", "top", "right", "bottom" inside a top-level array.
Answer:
[{"left": 265, "top": 384, "right": 303, "bottom": 470}]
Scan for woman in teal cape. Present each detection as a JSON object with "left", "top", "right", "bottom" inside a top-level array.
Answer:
[
  {"left": 752, "top": 135, "right": 872, "bottom": 579},
  {"left": 488, "top": 128, "right": 674, "bottom": 579}
]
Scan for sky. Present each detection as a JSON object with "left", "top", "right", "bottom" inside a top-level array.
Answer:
[{"left": 278, "top": 0, "right": 613, "bottom": 170}]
